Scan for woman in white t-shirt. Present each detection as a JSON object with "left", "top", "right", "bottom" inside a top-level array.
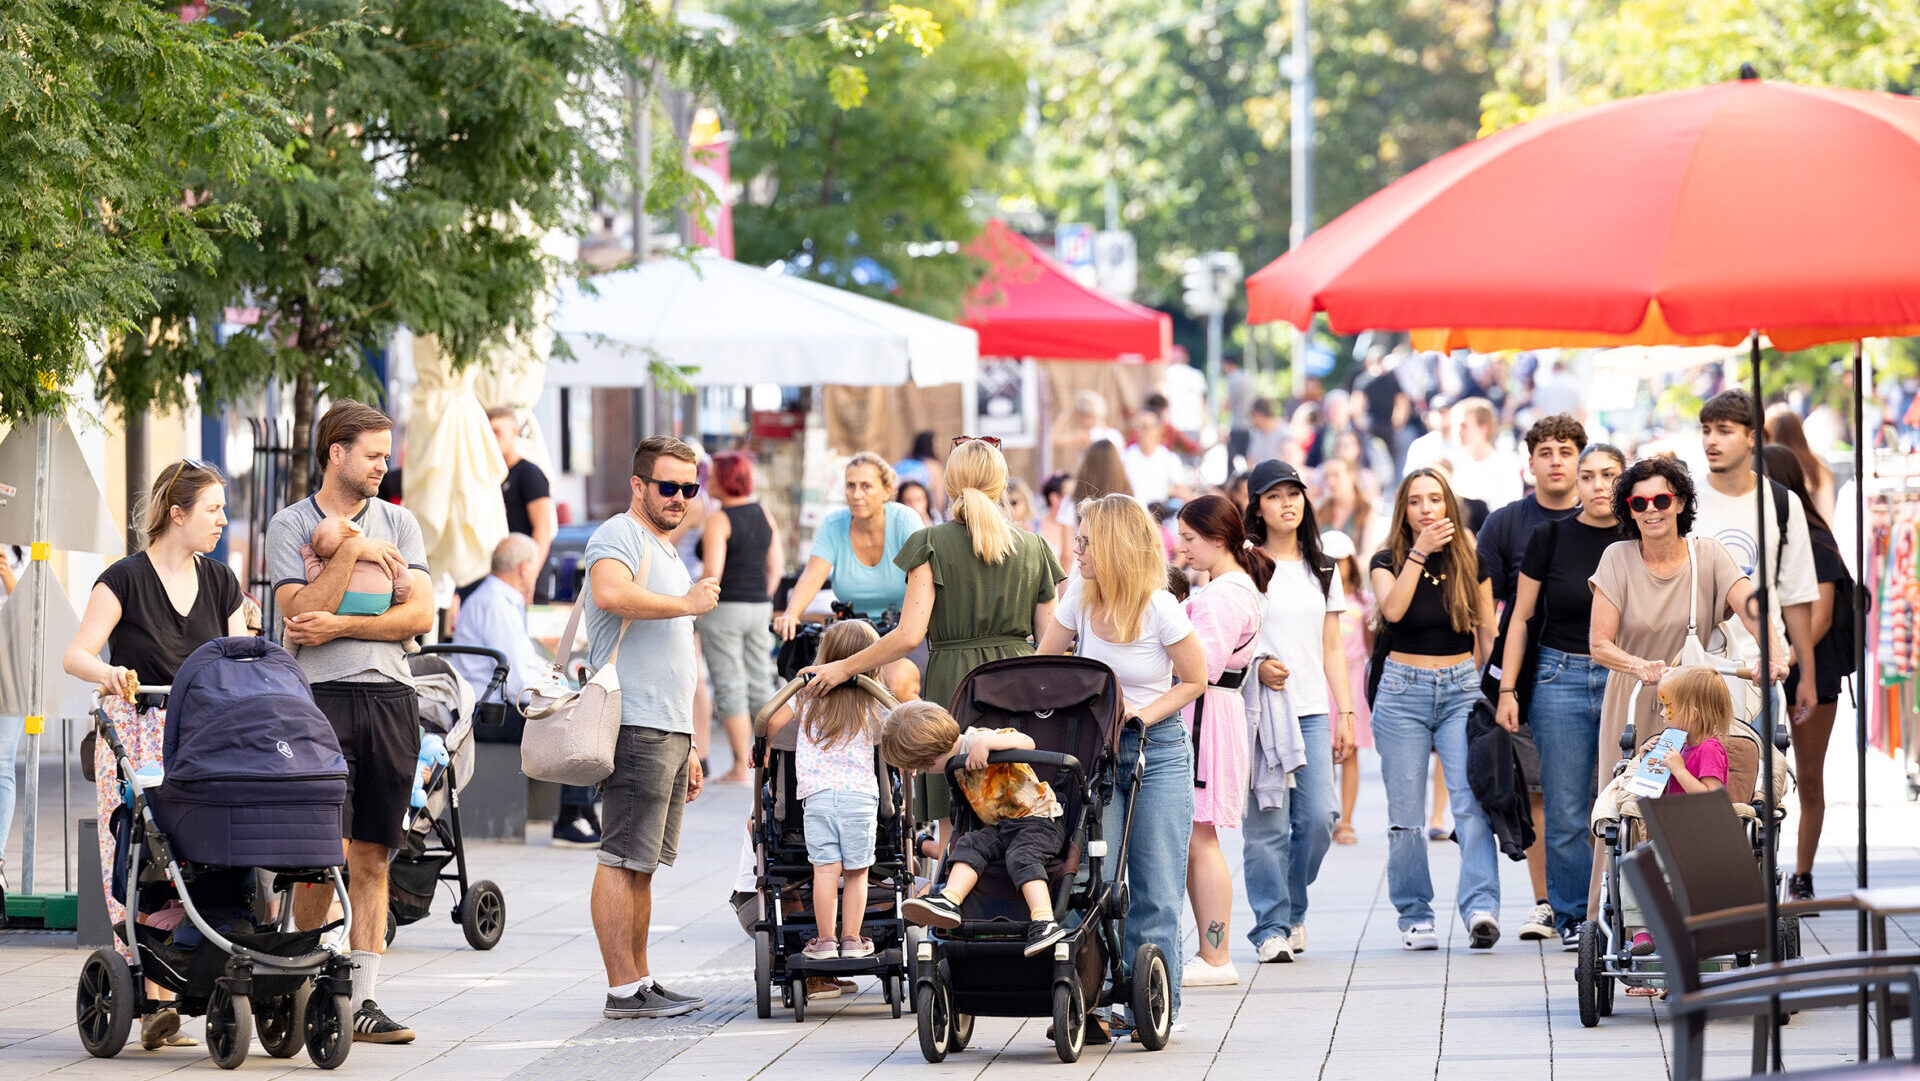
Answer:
[
  {"left": 1039, "top": 494, "right": 1204, "bottom": 1025},
  {"left": 1240, "top": 460, "right": 1356, "bottom": 964}
]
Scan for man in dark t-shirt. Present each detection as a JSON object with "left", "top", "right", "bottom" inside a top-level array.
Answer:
[{"left": 488, "top": 407, "right": 556, "bottom": 587}]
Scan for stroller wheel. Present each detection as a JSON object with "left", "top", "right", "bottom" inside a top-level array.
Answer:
[
  {"left": 1130, "top": 943, "right": 1173, "bottom": 1051},
  {"left": 385, "top": 900, "right": 400, "bottom": 948},
  {"left": 754, "top": 931, "right": 774, "bottom": 1020},
  {"left": 76, "top": 948, "right": 136, "bottom": 1058},
  {"left": 884, "top": 971, "right": 901, "bottom": 1019},
  {"left": 1575, "top": 921, "right": 1603, "bottom": 1028},
  {"left": 1051, "top": 981, "right": 1086, "bottom": 1063},
  {"left": 304, "top": 990, "right": 353, "bottom": 1070},
  {"left": 914, "top": 983, "right": 951, "bottom": 1063},
  {"left": 256, "top": 984, "right": 309, "bottom": 1058},
  {"left": 790, "top": 980, "right": 806, "bottom": 1024},
  {"left": 951, "top": 1007, "right": 974, "bottom": 1051},
  {"left": 461, "top": 881, "right": 507, "bottom": 950},
  {"left": 206, "top": 984, "right": 252, "bottom": 1069}
]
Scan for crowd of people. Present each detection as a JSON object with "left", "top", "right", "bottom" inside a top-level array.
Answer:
[{"left": 45, "top": 347, "right": 1860, "bottom": 1046}]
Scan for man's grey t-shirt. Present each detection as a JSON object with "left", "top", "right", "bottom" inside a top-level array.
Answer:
[
  {"left": 582, "top": 512, "right": 696, "bottom": 733},
  {"left": 267, "top": 495, "right": 429, "bottom": 685}
]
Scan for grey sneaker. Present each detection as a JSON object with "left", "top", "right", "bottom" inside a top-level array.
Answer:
[
  {"left": 603, "top": 986, "right": 697, "bottom": 1019},
  {"left": 649, "top": 982, "right": 706, "bottom": 1009}
]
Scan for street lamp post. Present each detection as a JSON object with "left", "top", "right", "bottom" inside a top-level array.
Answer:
[{"left": 1288, "top": 0, "right": 1314, "bottom": 398}]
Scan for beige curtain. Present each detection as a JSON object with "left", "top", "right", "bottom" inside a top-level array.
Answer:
[{"left": 406, "top": 335, "right": 509, "bottom": 587}]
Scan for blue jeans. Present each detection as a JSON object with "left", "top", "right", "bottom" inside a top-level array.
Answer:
[
  {"left": 1372, "top": 660, "right": 1499, "bottom": 930},
  {"left": 0, "top": 715, "right": 22, "bottom": 869},
  {"left": 1528, "top": 646, "right": 1607, "bottom": 932},
  {"left": 1244, "top": 712, "right": 1333, "bottom": 945},
  {"left": 1104, "top": 720, "right": 1193, "bottom": 1020}
]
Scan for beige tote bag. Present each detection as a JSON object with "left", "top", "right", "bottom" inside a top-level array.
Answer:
[{"left": 519, "top": 521, "right": 647, "bottom": 785}]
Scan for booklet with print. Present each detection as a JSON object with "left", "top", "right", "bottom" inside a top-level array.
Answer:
[{"left": 1623, "top": 727, "right": 1690, "bottom": 798}]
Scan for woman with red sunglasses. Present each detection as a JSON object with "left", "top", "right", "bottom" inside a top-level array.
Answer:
[{"left": 1585, "top": 455, "right": 1787, "bottom": 913}]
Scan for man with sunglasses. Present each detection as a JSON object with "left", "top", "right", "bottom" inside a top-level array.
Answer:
[
  {"left": 580, "top": 435, "right": 718, "bottom": 1019},
  {"left": 1690, "top": 389, "right": 1820, "bottom": 725}
]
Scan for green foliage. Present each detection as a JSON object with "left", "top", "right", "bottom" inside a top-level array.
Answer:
[
  {"left": 1035, "top": 0, "right": 1495, "bottom": 316},
  {"left": 0, "top": 0, "right": 309, "bottom": 423},
  {"left": 725, "top": 0, "right": 1029, "bottom": 317}
]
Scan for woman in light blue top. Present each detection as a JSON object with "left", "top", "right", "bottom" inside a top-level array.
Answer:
[{"left": 774, "top": 453, "right": 924, "bottom": 698}]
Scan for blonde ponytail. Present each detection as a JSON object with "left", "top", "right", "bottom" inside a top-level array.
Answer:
[{"left": 945, "top": 439, "right": 1018, "bottom": 565}]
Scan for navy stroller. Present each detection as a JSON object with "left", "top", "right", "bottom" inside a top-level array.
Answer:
[{"left": 77, "top": 637, "right": 357, "bottom": 1070}]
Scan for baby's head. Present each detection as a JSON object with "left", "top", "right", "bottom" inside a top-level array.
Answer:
[
  {"left": 310, "top": 517, "right": 362, "bottom": 559},
  {"left": 881, "top": 700, "right": 961, "bottom": 772},
  {"left": 1658, "top": 666, "right": 1734, "bottom": 746}
]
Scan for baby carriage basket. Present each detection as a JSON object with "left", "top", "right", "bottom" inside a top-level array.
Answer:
[
  {"left": 915, "top": 655, "right": 1173, "bottom": 1064},
  {"left": 747, "top": 672, "right": 914, "bottom": 1021},
  {"left": 1576, "top": 665, "right": 1797, "bottom": 1026},
  {"left": 78, "top": 637, "right": 357, "bottom": 1070},
  {"left": 385, "top": 644, "right": 510, "bottom": 951}
]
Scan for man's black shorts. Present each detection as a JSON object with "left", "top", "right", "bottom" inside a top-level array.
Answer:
[{"left": 311, "top": 679, "right": 419, "bottom": 851}]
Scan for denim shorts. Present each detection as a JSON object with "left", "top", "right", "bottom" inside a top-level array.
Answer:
[{"left": 803, "top": 789, "right": 879, "bottom": 870}]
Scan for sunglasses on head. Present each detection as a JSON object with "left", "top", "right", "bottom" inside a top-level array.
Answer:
[
  {"left": 951, "top": 435, "right": 1003, "bottom": 449},
  {"left": 1628, "top": 493, "right": 1677, "bottom": 513},
  {"left": 163, "top": 457, "right": 220, "bottom": 501},
  {"left": 640, "top": 475, "right": 701, "bottom": 499}
]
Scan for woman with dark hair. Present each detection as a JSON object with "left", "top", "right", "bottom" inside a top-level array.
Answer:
[
  {"left": 894, "top": 431, "right": 946, "bottom": 514},
  {"left": 1038, "top": 472, "right": 1075, "bottom": 562},
  {"left": 894, "top": 479, "right": 933, "bottom": 526},
  {"left": 1241, "top": 460, "right": 1357, "bottom": 963},
  {"left": 1368, "top": 466, "right": 1498, "bottom": 951},
  {"left": 1760, "top": 444, "right": 1852, "bottom": 902},
  {"left": 1764, "top": 406, "right": 1836, "bottom": 521},
  {"left": 1172, "top": 494, "right": 1274, "bottom": 985},
  {"left": 1586, "top": 454, "right": 1786, "bottom": 914},
  {"left": 698, "top": 451, "right": 782, "bottom": 782}
]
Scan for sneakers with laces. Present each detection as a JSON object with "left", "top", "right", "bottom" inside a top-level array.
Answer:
[
  {"left": 1519, "top": 902, "right": 1555, "bottom": 941},
  {"left": 1183, "top": 956, "right": 1240, "bottom": 986},
  {"left": 1023, "top": 919, "right": 1068, "bottom": 957},
  {"left": 1289, "top": 924, "right": 1308, "bottom": 955},
  {"left": 1468, "top": 911, "right": 1500, "bottom": 950},
  {"left": 551, "top": 816, "right": 602, "bottom": 849},
  {"left": 603, "top": 986, "right": 696, "bottom": 1019},
  {"left": 1559, "top": 926, "right": 1581, "bottom": 952},
  {"left": 1256, "top": 935, "right": 1294, "bottom": 963},
  {"left": 801, "top": 936, "right": 840, "bottom": 960},
  {"left": 1788, "top": 871, "right": 1817, "bottom": 913},
  {"left": 1402, "top": 923, "right": 1439, "bottom": 951},
  {"left": 902, "top": 893, "right": 963, "bottom": 929},
  {"left": 352, "top": 1001, "right": 416, "bottom": 1043},
  {"left": 840, "top": 935, "right": 875, "bottom": 959}
]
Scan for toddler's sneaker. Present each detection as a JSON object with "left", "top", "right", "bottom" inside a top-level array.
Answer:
[
  {"left": 1024, "top": 920, "right": 1067, "bottom": 957},
  {"left": 903, "top": 894, "right": 963, "bottom": 929},
  {"left": 1402, "top": 923, "right": 1439, "bottom": 951},
  {"left": 801, "top": 937, "right": 840, "bottom": 960},
  {"left": 1629, "top": 931, "right": 1657, "bottom": 956},
  {"left": 839, "top": 936, "right": 875, "bottom": 959}
]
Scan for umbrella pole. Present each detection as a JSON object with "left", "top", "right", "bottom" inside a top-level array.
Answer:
[
  {"left": 1750, "top": 332, "right": 1783, "bottom": 1071},
  {"left": 1853, "top": 339, "right": 1871, "bottom": 1059}
]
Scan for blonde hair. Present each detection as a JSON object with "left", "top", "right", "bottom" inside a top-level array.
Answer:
[
  {"left": 140, "top": 459, "right": 225, "bottom": 550},
  {"left": 945, "top": 439, "right": 1017, "bottom": 564},
  {"left": 801, "top": 620, "right": 883, "bottom": 751},
  {"left": 844, "top": 451, "right": 897, "bottom": 496},
  {"left": 1659, "top": 666, "right": 1734, "bottom": 747},
  {"left": 1075, "top": 494, "right": 1166, "bottom": 643},
  {"left": 881, "top": 700, "right": 961, "bottom": 771}
]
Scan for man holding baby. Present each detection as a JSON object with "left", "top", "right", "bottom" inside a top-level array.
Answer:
[{"left": 268, "top": 400, "right": 436, "bottom": 1045}]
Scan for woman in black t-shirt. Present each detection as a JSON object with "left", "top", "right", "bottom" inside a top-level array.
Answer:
[
  {"left": 62, "top": 459, "right": 248, "bottom": 1050},
  {"left": 1367, "top": 467, "right": 1497, "bottom": 951},
  {"left": 1492, "top": 444, "right": 1625, "bottom": 946}
]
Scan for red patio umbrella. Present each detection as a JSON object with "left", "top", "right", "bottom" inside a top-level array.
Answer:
[
  {"left": 1245, "top": 77, "right": 1920, "bottom": 349},
  {"left": 964, "top": 220, "right": 1171, "bottom": 361}
]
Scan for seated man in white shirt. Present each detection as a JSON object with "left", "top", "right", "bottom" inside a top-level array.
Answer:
[{"left": 453, "top": 533, "right": 602, "bottom": 848}]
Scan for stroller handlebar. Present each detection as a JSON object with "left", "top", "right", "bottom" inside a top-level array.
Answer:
[
  {"left": 944, "top": 748, "right": 1084, "bottom": 779},
  {"left": 752, "top": 673, "right": 900, "bottom": 738}
]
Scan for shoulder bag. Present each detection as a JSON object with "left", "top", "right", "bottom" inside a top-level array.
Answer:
[
  {"left": 1675, "top": 538, "right": 1762, "bottom": 724},
  {"left": 519, "top": 518, "right": 644, "bottom": 785}
]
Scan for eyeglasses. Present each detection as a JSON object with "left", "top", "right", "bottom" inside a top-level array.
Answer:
[
  {"left": 640, "top": 475, "right": 701, "bottom": 499},
  {"left": 1627, "top": 493, "right": 1677, "bottom": 513},
  {"left": 951, "top": 435, "right": 1003, "bottom": 449},
  {"left": 1073, "top": 535, "right": 1090, "bottom": 553}
]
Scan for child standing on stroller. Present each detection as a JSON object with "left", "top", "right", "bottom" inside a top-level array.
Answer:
[
  {"left": 765, "top": 621, "right": 888, "bottom": 962},
  {"left": 1624, "top": 666, "right": 1734, "bottom": 961},
  {"left": 881, "top": 700, "right": 1070, "bottom": 958}
]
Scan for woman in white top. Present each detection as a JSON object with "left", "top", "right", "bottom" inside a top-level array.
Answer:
[
  {"left": 1240, "top": 460, "right": 1356, "bottom": 963},
  {"left": 1038, "top": 493, "right": 1205, "bottom": 1024}
]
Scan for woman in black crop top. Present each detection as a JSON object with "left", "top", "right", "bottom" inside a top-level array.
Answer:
[
  {"left": 697, "top": 451, "right": 783, "bottom": 783},
  {"left": 1365, "top": 467, "right": 1498, "bottom": 951}
]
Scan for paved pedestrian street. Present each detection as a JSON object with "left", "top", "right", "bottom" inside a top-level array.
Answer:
[{"left": 5, "top": 729, "right": 1916, "bottom": 1081}]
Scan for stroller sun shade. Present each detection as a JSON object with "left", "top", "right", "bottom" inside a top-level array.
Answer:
[{"left": 152, "top": 637, "right": 348, "bottom": 869}]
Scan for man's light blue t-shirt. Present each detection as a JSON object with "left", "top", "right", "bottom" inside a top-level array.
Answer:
[
  {"left": 810, "top": 502, "right": 921, "bottom": 621},
  {"left": 582, "top": 513, "right": 696, "bottom": 732}
]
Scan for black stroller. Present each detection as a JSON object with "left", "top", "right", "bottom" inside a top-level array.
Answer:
[
  {"left": 747, "top": 673, "right": 915, "bottom": 1021},
  {"left": 78, "top": 637, "right": 357, "bottom": 1070},
  {"left": 914, "top": 656, "right": 1173, "bottom": 1064},
  {"left": 384, "top": 644, "right": 510, "bottom": 951},
  {"left": 774, "top": 601, "right": 900, "bottom": 680}
]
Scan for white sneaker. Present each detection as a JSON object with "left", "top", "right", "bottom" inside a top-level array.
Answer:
[
  {"left": 1469, "top": 911, "right": 1501, "bottom": 950},
  {"left": 1256, "top": 935, "right": 1294, "bottom": 963},
  {"left": 1182, "top": 955, "right": 1240, "bottom": 986},
  {"left": 1519, "top": 902, "right": 1554, "bottom": 941},
  {"left": 1402, "top": 923, "right": 1438, "bottom": 951},
  {"left": 1289, "top": 924, "right": 1307, "bottom": 955}
]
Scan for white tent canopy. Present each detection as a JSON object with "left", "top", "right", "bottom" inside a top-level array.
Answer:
[{"left": 547, "top": 254, "right": 978, "bottom": 388}]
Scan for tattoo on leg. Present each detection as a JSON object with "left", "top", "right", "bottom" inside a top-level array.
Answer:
[{"left": 1206, "top": 921, "right": 1225, "bottom": 949}]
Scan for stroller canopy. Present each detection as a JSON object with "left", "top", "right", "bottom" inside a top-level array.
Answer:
[{"left": 163, "top": 637, "right": 346, "bottom": 783}]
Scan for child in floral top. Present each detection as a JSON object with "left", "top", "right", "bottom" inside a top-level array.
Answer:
[
  {"left": 765, "top": 621, "right": 888, "bottom": 962},
  {"left": 881, "top": 700, "right": 1068, "bottom": 957}
]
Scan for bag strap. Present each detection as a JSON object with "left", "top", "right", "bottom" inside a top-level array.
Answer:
[
  {"left": 1685, "top": 537, "right": 1699, "bottom": 638},
  {"left": 562, "top": 516, "right": 650, "bottom": 672}
]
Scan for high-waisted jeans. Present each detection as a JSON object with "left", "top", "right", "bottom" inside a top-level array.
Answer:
[{"left": 1527, "top": 646, "right": 1608, "bottom": 932}]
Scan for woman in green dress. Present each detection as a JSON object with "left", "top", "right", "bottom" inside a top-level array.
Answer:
[{"left": 798, "top": 436, "right": 1066, "bottom": 824}]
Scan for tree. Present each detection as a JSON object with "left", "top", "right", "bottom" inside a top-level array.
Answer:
[
  {"left": 724, "top": 0, "right": 1029, "bottom": 317},
  {"left": 0, "top": 0, "right": 306, "bottom": 423}
]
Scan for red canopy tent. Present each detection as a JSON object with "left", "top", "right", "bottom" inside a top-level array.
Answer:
[{"left": 964, "top": 219, "right": 1171, "bottom": 361}]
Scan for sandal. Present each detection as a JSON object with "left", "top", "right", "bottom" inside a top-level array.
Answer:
[{"left": 1332, "top": 822, "right": 1357, "bottom": 845}]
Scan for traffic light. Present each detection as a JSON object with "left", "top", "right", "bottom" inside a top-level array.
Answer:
[{"left": 1183, "top": 257, "right": 1220, "bottom": 316}]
